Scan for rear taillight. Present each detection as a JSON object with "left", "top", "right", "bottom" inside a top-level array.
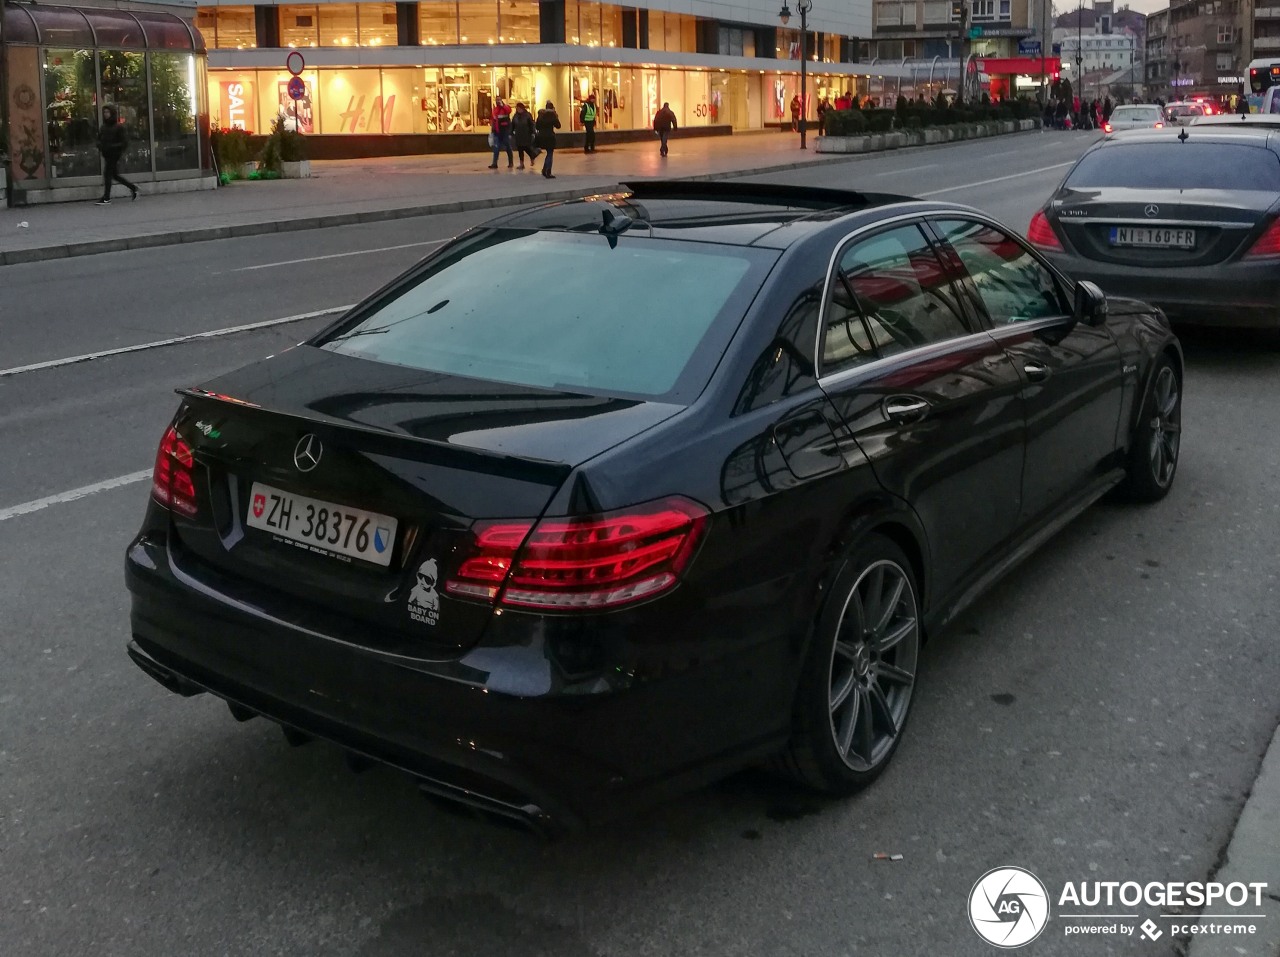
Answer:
[
  {"left": 1027, "top": 210, "right": 1062, "bottom": 251},
  {"left": 151, "top": 425, "right": 198, "bottom": 516},
  {"left": 1245, "top": 219, "right": 1280, "bottom": 259},
  {"left": 1155, "top": 121, "right": 1164, "bottom": 128},
  {"left": 446, "top": 497, "right": 708, "bottom": 611},
  {"left": 1103, "top": 122, "right": 1113, "bottom": 133}
]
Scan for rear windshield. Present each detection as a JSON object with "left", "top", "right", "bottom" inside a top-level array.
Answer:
[
  {"left": 1114, "top": 106, "right": 1161, "bottom": 120},
  {"left": 1165, "top": 104, "right": 1204, "bottom": 116},
  {"left": 319, "top": 229, "right": 774, "bottom": 402},
  {"left": 1064, "top": 142, "right": 1280, "bottom": 190}
]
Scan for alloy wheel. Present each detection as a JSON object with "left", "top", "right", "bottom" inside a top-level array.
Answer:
[
  {"left": 1148, "top": 365, "right": 1181, "bottom": 488},
  {"left": 827, "top": 559, "right": 920, "bottom": 773}
]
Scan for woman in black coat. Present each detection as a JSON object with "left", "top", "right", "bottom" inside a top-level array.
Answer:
[
  {"left": 510, "top": 102, "right": 538, "bottom": 170},
  {"left": 534, "top": 101, "right": 561, "bottom": 179}
]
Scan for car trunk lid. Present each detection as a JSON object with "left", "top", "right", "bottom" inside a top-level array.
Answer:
[
  {"left": 1053, "top": 187, "right": 1270, "bottom": 267},
  {"left": 165, "top": 346, "right": 682, "bottom": 656}
]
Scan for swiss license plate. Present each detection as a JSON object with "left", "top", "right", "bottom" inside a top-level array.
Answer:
[
  {"left": 1109, "top": 226, "right": 1196, "bottom": 249},
  {"left": 246, "top": 482, "right": 398, "bottom": 566}
]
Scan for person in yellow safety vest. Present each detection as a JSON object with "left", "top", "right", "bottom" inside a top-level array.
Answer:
[{"left": 580, "top": 94, "right": 598, "bottom": 153}]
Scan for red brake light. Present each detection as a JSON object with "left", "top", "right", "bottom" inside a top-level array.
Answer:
[
  {"left": 1027, "top": 210, "right": 1062, "bottom": 251},
  {"left": 1155, "top": 122, "right": 1164, "bottom": 129},
  {"left": 1103, "top": 122, "right": 1112, "bottom": 133},
  {"left": 447, "top": 497, "right": 708, "bottom": 611},
  {"left": 152, "top": 425, "right": 198, "bottom": 516},
  {"left": 1245, "top": 219, "right": 1280, "bottom": 259}
]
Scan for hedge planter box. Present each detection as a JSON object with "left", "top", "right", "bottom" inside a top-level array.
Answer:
[
  {"left": 816, "top": 116, "right": 1039, "bottom": 155},
  {"left": 282, "top": 160, "right": 311, "bottom": 179}
]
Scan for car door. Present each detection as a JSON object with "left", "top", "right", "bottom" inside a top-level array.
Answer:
[
  {"left": 816, "top": 221, "right": 1026, "bottom": 601},
  {"left": 929, "top": 217, "right": 1124, "bottom": 529}
]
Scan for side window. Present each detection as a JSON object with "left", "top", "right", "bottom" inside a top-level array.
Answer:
[
  {"left": 821, "top": 223, "right": 971, "bottom": 376},
  {"left": 934, "top": 219, "right": 1069, "bottom": 324}
]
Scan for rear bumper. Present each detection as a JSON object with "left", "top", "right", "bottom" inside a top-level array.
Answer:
[
  {"left": 1046, "top": 252, "right": 1280, "bottom": 327},
  {"left": 125, "top": 533, "right": 788, "bottom": 832}
]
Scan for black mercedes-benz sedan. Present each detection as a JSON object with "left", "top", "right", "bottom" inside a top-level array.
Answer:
[
  {"left": 126, "top": 182, "right": 1183, "bottom": 832},
  {"left": 1027, "top": 127, "right": 1280, "bottom": 328}
]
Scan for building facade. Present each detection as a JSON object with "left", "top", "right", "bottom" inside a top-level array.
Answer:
[
  {"left": 1253, "top": 2, "right": 1280, "bottom": 60},
  {"left": 870, "top": 0, "right": 1055, "bottom": 100},
  {"left": 197, "top": 0, "right": 880, "bottom": 151},
  {"left": 2, "top": 0, "right": 212, "bottom": 204},
  {"left": 1155, "top": 0, "right": 1250, "bottom": 101}
]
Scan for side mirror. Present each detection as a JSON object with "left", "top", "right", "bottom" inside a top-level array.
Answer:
[{"left": 1073, "top": 280, "right": 1108, "bottom": 326}]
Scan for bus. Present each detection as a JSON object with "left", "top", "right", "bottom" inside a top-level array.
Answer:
[{"left": 1247, "top": 58, "right": 1280, "bottom": 112}]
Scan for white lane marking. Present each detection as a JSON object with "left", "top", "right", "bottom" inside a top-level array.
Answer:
[
  {"left": 876, "top": 163, "right": 939, "bottom": 175},
  {"left": 0, "top": 306, "right": 354, "bottom": 379},
  {"left": 232, "top": 239, "right": 447, "bottom": 272},
  {"left": 917, "top": 161, "right": 1076, "bottom": 196},
  {"left": 0, "top": 470, "right": 151, "bottom": 523}
]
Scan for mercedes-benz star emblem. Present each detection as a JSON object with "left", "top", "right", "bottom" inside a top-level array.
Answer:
[
  {"left": 1144, "top": 204, "right": 1160, "bottom": 218},
  {"left": 293, "top": 434, "right": 323, "bottom": 472}
]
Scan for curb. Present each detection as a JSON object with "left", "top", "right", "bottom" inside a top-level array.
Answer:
[
  {"left": 1185, "top": 719, "right": 1280, "bottom": 957},
  {"left": 0, "top": 129, "right": 1038, "bottom": 267}
]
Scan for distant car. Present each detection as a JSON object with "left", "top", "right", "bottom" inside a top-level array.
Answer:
[
  {"left": 1028, "top": 128, "right": 1280, "bottom": 328},
  {"left": 1104, "top": 104, "right": 1165, "bottom": 133},
  {"left": 126, "top": 182, "right": 1184, "bottom": 832},
  {"left": 1164, "top": 102, "right": 1208, "bottom": 124}
]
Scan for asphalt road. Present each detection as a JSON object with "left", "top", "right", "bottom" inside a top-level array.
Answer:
[{"left": 3, "top": 130, "right": 1278, "bottom": 957}]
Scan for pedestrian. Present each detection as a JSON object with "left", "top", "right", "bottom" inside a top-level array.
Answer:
[
  {"left": 510, "top": 101, "right": 538, "bottom": 170},
  {"left": 834, "top": 89, "right": 851, "bottom": 111},
  {"left": 652, "top": 101, "right": 677, "bottom": 157},
  {"left": 95, "top": 105, "right": 137, "bottom": 205},
  {"left": 487, "top": 95, "right": 513, "bottom": 169},
  {"left": 580, "top": 93, "right": 598, "bottom": 153},
  {"left": 535, "top": 100, "right": 560, "bottom": 179},
  {"left": 789, "top": 94, "right": 802, "bottom": 131},
  {"left": 1103, "top": 95, "right": 1114, "bottom": 121},
  {"left": 816, "top": 96, "right": 830, "bottom": 136}
]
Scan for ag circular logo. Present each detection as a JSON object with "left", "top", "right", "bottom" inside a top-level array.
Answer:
[{"left": 968, "top": 866, "right": 1051, "bottom": 948}]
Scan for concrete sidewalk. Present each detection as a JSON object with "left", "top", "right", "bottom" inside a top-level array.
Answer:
[{"left": 0, "top": 129, "right": 849, "bottom": 265}]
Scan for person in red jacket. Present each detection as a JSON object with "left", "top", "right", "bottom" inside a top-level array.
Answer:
[{"left": 487, "top": 96, "right": 513, "bottom": 169}]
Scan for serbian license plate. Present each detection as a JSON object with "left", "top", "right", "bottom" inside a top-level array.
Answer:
[
  {"left": 246, "top": 482, "right": 398, "bottom": 566},
  {"left": 1109, "top": 226, "right": 1196, "bottom": 249}
]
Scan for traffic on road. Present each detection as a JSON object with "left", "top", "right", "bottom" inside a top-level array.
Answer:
[{"left": 2, "top": 129, "right": 1278, "bottom": 957}]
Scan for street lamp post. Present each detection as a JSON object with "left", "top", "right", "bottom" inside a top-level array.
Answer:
[{"left": 779, "top": 0, "right": 813, "bottom": 149}]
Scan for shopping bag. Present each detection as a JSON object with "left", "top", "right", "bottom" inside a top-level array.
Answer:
[{"left": 487, "top": 131, "right": 495, "bottom": 148}]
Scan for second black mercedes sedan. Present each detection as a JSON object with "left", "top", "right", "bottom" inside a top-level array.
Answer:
[
  {"left": 126, "top": 182, "right": 1182, "bottom": 832},
  {"left": 1028, "top": 127, "right": 1280, "bottom": 328}
]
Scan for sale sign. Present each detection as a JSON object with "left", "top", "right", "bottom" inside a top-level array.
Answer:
[{"left": 219, "top": 81, "right": 256, "bottom": 131}]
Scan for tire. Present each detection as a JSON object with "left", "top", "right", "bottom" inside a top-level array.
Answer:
[
  {"left": 1117, "top": 354, "right": 1181, "bottom": 503},
  {"left": 778, "top": 534, "right": 922, "bottom": 795}
]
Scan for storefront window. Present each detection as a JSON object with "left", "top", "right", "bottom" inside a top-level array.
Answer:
[
  {"left": 359, "top": 3, "right": 398, "bottom": 46},
  {"left": 211, "top": 7, "right": 256, "bottom": 49},
  {"left": 98, "top": 50, "right": 151, "bottom": 174},
  {"left": 151, "top": 51, "right": 200, "bottom": 170},
  {"left": 685, "top": 70, "right": 711, "bottom": 125},
  {"left": 44, "top": 48, "right": 99, "bottom": 178},
  {"left": 280, "top": 5, "right": 320, "bottom": 47},
  {"left": 318, "top": 4, "right": 359, "bottom": 45},
  {"left": 38, "top": 8, "right": 94, "bottom": 47},
  {"left": 213, "top": 69, "right": 261, "bottom": 131},
  {"left": 318, "top": 68, "right": 384, "bottom": 132},
  {"left": 500, "top": 1, "right": 540, "bottom": 43},
  {"left": 457, "top": 1, "right": 498, "bottom": 43},
  {"left": 420, "top": 1, "right": 458, "bottom": 44},
  {"left": 380, "top": 68, "right": 421, "bottom": 132}
]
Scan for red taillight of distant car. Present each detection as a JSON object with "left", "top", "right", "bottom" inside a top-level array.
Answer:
[
  {"left": 1027, "top": 210, "right": 1063, "bottom": 251},
  {"left": 1244, "top": 219, "right": 1280, "bottom": 259},
  {"left": 1155, "top": 122, "right": 1164, "bottom": 128},
  {"left": 152, "top": 425, "right": 198, "bottom": 516},
  {"left": 1103, "top": 122, "right": 1113, "bottom": 133},
  {"left": 447, "top": 497, "right": 709, "bottom": 610}
]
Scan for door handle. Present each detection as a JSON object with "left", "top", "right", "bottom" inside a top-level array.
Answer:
[
  {"left": 1023, "top": 361, "right": 1051, "bottom": 382},
  {"left": 883, "top": 395, "right": 930, "bottom": 424}
]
